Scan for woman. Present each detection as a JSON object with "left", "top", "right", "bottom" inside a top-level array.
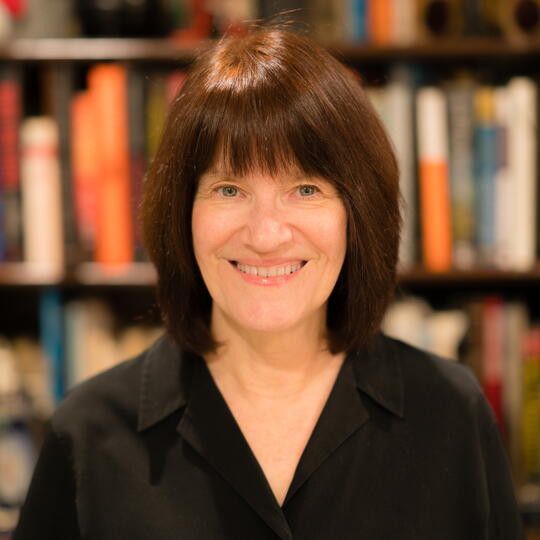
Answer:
[{"left": 15, "top": 26, "right": 523, "bottom": 539}]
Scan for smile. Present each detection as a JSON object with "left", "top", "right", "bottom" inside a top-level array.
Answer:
[{"left": 230, "top": 261, "right": 307, "bottom": 277}]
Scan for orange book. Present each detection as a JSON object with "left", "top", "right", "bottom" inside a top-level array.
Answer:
[
  {"left": 88, "top": 64, "right": 133, "bottom": 267},
  {"left": 367, "top": 0, "right": 393, "bottom": 44},
  {"left": 70, "top": 91, "right": 99, "bottom": 260},
  {"left": 416, "top": 87, "right": 452, "bottom": 272}
]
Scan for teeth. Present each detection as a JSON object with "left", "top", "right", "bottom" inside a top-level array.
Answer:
[{"left": 236, "top": 262, "right": 304, "bottom": 277}]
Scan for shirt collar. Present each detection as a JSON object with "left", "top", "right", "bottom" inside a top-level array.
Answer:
[{"left": 137, "top": 331, "right": 404, "bottom": 432}]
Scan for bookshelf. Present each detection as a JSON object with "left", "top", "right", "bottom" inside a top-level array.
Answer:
[
  {"left": 0, "top": 37, "right": 539, "bottom": 62},
  {"left": 2, "top": 35, "right": 540, "bottom": 537}
]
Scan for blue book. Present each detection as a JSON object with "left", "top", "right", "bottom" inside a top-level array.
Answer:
[
  {"left": 473, "top": 120, "right": 498, "bottom": 265},
  {"left": 351, "top": 0, "right": 367, "bottom": 42},
  {"left": 39, "top": 288, "right": 64, "bottom": 404}
]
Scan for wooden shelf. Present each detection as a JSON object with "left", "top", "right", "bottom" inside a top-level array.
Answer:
[
  {"left": 72, "top": 262, "right": 157, "bottom": 286},
  {"left": 2, "top": 262, "right": 540, "bottom": 287},
  {"left": 330, "top": 37, "right": 540, "bottom": 61},
  {"left": 0, "top": 37, "right": 539, "bottom": 62},
  {"left": 0, "top": 263, "right": 64, "bottom": 285},
  {"left": 0, "top": 38, "right": 213, "bottom": 62},
  {"left": 398, "top": 266, "right": 540, "bottom": 287}
]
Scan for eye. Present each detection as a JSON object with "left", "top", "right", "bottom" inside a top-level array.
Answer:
[
  {"left": 216, "top": 185, "right": 239, "bottom": 197},
  {"left": 297, "top": 184, "right": 320, "bottom": 197}
]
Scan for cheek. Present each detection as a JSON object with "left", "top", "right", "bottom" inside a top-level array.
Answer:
[{"left": 191, "top": 204, "right": 239, "bottom": 262}]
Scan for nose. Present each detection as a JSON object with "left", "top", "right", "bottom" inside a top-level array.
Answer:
[{"left": 240, "top": 199, "right": 293, "bottom": 253}]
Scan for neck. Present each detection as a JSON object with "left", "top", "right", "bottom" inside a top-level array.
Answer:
[{"left": 204, "top": 305, "right": 344, "bottom": 402}]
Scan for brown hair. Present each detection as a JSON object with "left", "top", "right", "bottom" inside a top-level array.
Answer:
[{"left": 141, "top": 25, "right": 401, "bottom": 356}]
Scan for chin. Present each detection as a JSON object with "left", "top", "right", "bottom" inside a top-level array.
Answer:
[{"left": 231, "top": 304, "right": 307, "bottom": 334}]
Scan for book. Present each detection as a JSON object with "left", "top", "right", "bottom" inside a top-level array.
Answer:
[
  {"left": 521, "top": 327, "right": 540, "bottom": 483},
  {"left": 416, "top": 86, "right": 452, "bottom": 272},
  {"left": 367, "top": 0, "right": 392, "bottom": 44},
  {"left": 64, "top": 298, "right": 116, "bottom": 388},
  {"left": 20, "top": 116, "right": 64, "bottom": 276},
  {"left": 383, "top": 66, "right": 416, "bottom": 269},
  {"left": 0, "top": 68, "right": 22, "bottom": 262},
  {"left": 503, "top": 302, "right": 529, "bottom": 486},
  {"left": 482, "top": 295, "right": 505, "bottom": 434},
  {"left": 45, "top": 64, "right": 77, "bottom": 267},
  {"left": 39, "top": 288, "right": 64, "bottom": 403},
  {"left": 392, "top": 0, "right": 416, "bottom": 45},
  {"left": 473, "top": 85, "right": 498, "bottom": 266},
  {"left": 127, "top": 67, "right": 147, "bottom": 261},
  {"left": 446, "top": 74, "right": 476, "bottom": 269},
  {"left": 70, "top": 90, "right": 99, "bottom": 261},
  {"left": 506, "top": 77, "right": 537, "bottom": 270},
  {"left": 347, "top": 0, "right": 368, "bottom": 42},
  {"left": 493, "top": 86, "right": 512, "bottom": 269},
  {"left": 88, "top": 63, "right": 133, "bottom": 267}
]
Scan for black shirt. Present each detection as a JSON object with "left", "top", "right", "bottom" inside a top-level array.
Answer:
[{"left": 14, "top": 333, "right": 524, "bottom": 539}]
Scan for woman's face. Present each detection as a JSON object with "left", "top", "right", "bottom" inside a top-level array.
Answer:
[{"left": 192, "top": 166, "right": 347, "bottom": 335}]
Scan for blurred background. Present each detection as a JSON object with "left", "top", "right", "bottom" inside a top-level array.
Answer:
[{"left": 1, "top": 0, "right": 540, "bottom": 537}]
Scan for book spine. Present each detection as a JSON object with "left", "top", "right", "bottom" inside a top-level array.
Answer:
[
  {"left": 446, "top": 76, "right": 476, "bottom": 269},
  {"left": 482, "top": 295, "right": 505, "bottom": 435},
  {"left": 0, "top": 69, "right": 22, "bottom": 262},
  {"left": 47, "top": 64, "right": 76, "bottom": 268},
  {"left": 384, "top": 66, "right": 416, "bottom": 269},
  {"left": 351, "top": 0, "right": 367, "bottom": 42},
  {"left": 127, "top": 67, "right": 147, "bottom": 262},
  {"left": 39, "top": 288, "right": 64, "bottom": 404},
  {"left": 416, "top": 86, "right": 452, "bottom": 272},
  {"left": 70, "top": 91, "right": 99, "bottom": 261},
  {"left": 367, "top": 0, "right": 393, "bottom": 44},
  {"left": 392, "top": 0, "right": 416, "bottom": 44},
  {"left": 521, "top": 327, "right": 540, "bottom": 484},
  {"left": 20, "top": 117, "right": 64, "bottom": 274},
  {"left": 503, "top": 302, "right": 529, "bottom": 486},
  {"left": 493, "top": 86, "right": 512, "bottom": 269},
  {"left": 473, "top": 86, "right": 498, "bottom": 266},
  {"left": 88, "top": 63, "right": 133, "bottom": 266},
  {"left": 507, "top": 77, "right": 537, "bottom": 270}
]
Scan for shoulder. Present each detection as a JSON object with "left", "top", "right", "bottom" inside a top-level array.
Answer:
[
  {"left": 51, "top": 348, "right": 145, "bottom": 436},
  {"left": 380, "top": 333, "right": 496, "bottom": 427},
  {"left": 51, "top": 334, "right": 181, "bottom": 437}
]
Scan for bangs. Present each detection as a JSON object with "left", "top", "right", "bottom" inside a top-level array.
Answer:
[
  {"left": 175, "top": 31, "right": 355, "bottom": 186},
  {"left": 191, "top": 87, "right": 340, "bottom": 184}
]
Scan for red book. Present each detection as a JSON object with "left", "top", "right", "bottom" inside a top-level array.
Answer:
[
  {"left": 0, "top": 71, "right": 22, "bottom": 261},
  {"left": 482, "top": 295, "right": 505, "bottom": 436}
]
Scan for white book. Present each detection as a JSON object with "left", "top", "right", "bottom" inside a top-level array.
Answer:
[
  {"left": 417, "top": 87, "right": 448, "bottom": 162},
  {"left": 506, "top": 77, "right": 537, "bottom": 270},
  {"left": 493, "top": 86, "right": 513, "bottom": 269},
  {"left": 392, "top": 0, "right": 417, "bottom": 45},
  {"left": 20, "top": 117, "right": 64, "bottom": 275}
]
